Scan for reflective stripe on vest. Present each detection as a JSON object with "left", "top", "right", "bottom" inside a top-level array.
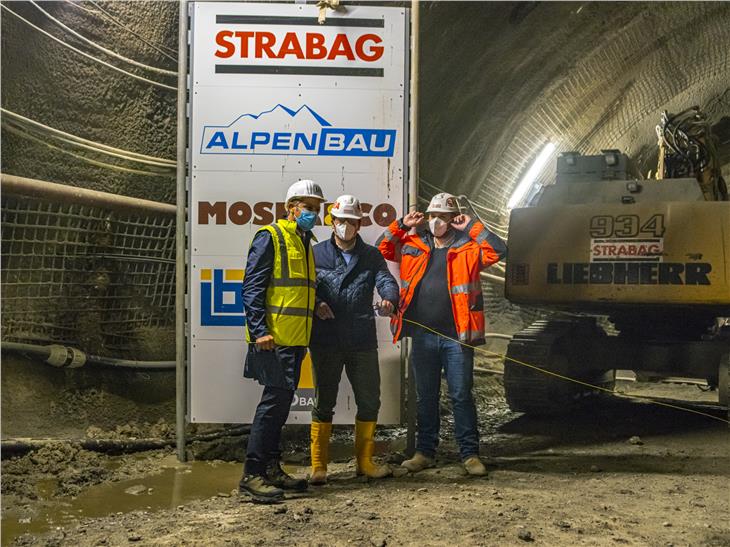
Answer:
[{"left": 245, "top": 219, "right": 315, "bottom": 346}]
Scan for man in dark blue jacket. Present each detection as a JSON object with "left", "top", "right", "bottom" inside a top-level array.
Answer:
[
  {"left": 239, "top": 180, "right": 325, "bottom": 503},
  {"left": 308, "top": 194, "right": 400, "bottom": 484}
]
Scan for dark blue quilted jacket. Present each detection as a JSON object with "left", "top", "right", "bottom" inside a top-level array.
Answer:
[{"left": 310, "top": 234, "right": 399, "bottom": 350}]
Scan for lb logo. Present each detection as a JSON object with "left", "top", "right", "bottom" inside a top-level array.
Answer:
[{"left": 200, "top": 268, "right": 245, "bottom": 327}]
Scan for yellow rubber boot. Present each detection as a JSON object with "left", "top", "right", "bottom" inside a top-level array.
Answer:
[
  {"left": 355, "top": 420, "right": 392, "bottom": 479},
  {"left": 310, "top": 421, "right": 331, "bottom": 485}
]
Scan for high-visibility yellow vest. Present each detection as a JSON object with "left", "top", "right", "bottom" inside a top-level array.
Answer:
[{"left": 245, "top": 219, "right": 316, "bottom": 347}]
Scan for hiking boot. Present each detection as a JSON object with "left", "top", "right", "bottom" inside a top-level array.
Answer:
[
  {"left": 401, "top": 451, "right": 435, "bottom": 473},
  {"left": 463, "top": 456, "right": 487, "bottom": 476},
  {"left": 238, "top": 474, "right": 284, "bottom": 503},
  {"left": 266, "top": 461, "right": 308, "bottom": 491}
]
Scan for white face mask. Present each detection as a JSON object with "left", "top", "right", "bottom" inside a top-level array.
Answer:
[
  {"left": 334, "top": 222, "right": 357, "bottom": 241},
  {"left": 429, "top": 217, "right": 449, "bottom": 237}
]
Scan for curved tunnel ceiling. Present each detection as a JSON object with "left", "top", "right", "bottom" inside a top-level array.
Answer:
[{"left": 419, "top": 2, "right": 730, "bottom": 225}]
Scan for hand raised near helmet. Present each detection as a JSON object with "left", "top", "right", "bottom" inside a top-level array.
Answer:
[
  {"left": 451, "top": 214, "right": 472, "bottom": 231},
  {"left": 402, "top": 211, "right": 425, "bottom": 228}
]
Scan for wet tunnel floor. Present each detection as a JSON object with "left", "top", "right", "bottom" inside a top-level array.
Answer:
[
  {"left": 0, "top": 440, "right": 403, "bottom": 546},
  {"left": 2, "top": 381, "right": 728, "bottom": 546}
]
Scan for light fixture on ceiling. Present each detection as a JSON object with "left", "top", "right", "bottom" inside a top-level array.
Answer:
[{"left": 506, "top": 142, "right": 557, "bottom": 210}]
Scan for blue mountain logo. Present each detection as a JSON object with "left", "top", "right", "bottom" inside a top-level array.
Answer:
[{"left": 200, "top": 104, "right": 396, "bottom": 157}]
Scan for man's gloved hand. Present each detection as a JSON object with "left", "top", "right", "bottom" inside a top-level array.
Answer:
[{"left": 316, "top": 301, "right": 335, "bottom": 320}]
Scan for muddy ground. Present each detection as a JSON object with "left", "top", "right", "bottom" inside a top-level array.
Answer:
[{"left": 2, "top": 375, "right": 728, "bottom": 547}]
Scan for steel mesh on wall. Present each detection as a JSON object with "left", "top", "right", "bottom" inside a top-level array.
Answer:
[{"left": 1, "top": 195, "right": 176, "bottom": 359}]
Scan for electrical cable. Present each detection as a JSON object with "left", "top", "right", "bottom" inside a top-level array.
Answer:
[
  {"left": 30, "top": 1, "right": 177, "bottom": 77},
  {"left": 3, "top": 123, "right": 175, "bottom": 177},
  {"left": 419, "top": 176, "right": 509, "bottom": 230},
  {"left": 4, "top": 119, "right": 176, "bottom": 170},
  {"left": 61, "top": 0, "right": 103, "bottom": 16},
  {"left": 1, "top": 4, "right": 176, "bottom": 91},
  {"left": 2, "top": 108, "right": 176, "bottom": 166},
  {"left": 85, "top": 0, "right": 179, "bottom": 61},
  {"left": 401, "top": 318, "right": 729, "bottom": 425}
]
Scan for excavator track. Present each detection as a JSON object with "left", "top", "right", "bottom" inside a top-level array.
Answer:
[{"left": 504, "top": 317, "right": 608, "bottom": 414}]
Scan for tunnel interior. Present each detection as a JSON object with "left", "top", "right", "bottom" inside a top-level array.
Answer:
[{"left": 2, "top": 1, "right": 730, "bottom": 437}]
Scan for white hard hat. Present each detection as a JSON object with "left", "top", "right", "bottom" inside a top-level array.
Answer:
[
  {"left": 330, "top": 194, "right": 362, "bottom": 219},
  {"left": 285, "top": 179, "right": 325, "bottom": 206},
  {"left": 426, "top": 192, "right": 460, "bottom": 214}
]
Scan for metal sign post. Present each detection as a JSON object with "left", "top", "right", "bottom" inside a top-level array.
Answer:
[
  {"left": 405, "top": 0, "right": 419, "bottom": 457},
  {"left": 176, "top": 0, "right": 190, "bottom": 462}
]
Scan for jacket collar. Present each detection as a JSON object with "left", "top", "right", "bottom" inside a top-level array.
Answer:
[
  {"left": 415, "top": 228, "right": 470, "bottom": 250},
  {"left": 277, "top": 218, "right": 316, "bottom": 243},
  {"left": 277, "top": 218, "right": 299, "bottom": 234},
  {"left": 328, "top": 232, "right": 364, "bottom": 254}
]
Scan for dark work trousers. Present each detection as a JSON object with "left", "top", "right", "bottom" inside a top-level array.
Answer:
[
  {"left": 244, "top": 385, "right": 294, "bottom": 476},
  {"left": 310, "top": 348, "right": 381, "bottom": 423},
  {"left": 244, "top": 346, "right": 306, "bottom": 476}
]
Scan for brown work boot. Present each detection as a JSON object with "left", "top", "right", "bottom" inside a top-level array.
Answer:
[
  {"left": 238, "top": 474, "right": 284, "bottom": 504},
  {"left": 265, "top": 461, "right": 308, "bottom": 492},
  {"left": 463, "top": 456, "right": 487, "bottom": 476},
  {"left": 401, "top": 451, "right": 435, "bottom": 473}
]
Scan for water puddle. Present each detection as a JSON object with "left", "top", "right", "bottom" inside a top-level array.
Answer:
[
  {"left": 2, "top": 459, "right": 241, "bottom": 546},
  {"left": 1, "top": 437, "right": 404, "bottom": 545}
]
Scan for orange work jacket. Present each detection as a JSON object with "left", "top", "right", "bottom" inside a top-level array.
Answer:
[{"left": 377, "top": 219, "right": 506, "bottom": 346}]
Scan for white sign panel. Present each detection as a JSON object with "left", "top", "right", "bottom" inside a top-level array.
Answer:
[{"left": 188, "top": 2, "right": 408, "bottom": 424}]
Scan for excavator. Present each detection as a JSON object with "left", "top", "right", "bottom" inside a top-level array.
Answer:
[{"left": 500, "top": 106, "right": 730, "bottom": 414}]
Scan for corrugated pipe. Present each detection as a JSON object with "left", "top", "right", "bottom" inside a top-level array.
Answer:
[
  {"left": 2, "top": 342, "right": 175, "bottom": 370},
  {"left": 1, "top": 426, "right": 251, "bottom": 457}
]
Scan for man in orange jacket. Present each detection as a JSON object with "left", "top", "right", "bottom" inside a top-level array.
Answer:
[{"left": 377, "top": 192, "right": 507, "bottom": 475}]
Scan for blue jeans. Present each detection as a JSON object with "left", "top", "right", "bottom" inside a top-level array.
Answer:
[{"left": 410, "top": 329, "right": 478, "bottom": 460}]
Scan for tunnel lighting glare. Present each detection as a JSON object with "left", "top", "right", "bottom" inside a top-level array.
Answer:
[{"left": 507, "top": 142, "right": 557, "bottom": 210}]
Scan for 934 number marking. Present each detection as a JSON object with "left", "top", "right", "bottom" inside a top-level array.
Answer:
[{"left": 589, "top": 214, "right": 665, "bottom": 238}]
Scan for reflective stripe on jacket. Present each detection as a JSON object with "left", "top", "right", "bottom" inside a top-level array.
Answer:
[
  {"left": 245, "top": 219, "right": 316, "bottom": 346},
  {"left": 377, "top": 219, "right": 507, "bottom": 346}
]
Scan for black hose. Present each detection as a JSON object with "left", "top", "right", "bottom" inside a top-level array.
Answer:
[{"left": 1, "top": 426, "right": 251, "bottom": 458}]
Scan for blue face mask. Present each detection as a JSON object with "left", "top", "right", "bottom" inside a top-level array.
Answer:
[{"left": 295, "top": 209, "right": 317, "bottom": 231}]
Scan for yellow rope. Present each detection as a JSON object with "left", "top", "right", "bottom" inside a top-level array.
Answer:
[{"left": 401, "top": 318, "right": 730, "bottom": 425}]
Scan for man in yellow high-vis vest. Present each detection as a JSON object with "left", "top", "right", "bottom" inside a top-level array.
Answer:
[{"left": 239, "top": 180, "right": 325, "bottom": 503}]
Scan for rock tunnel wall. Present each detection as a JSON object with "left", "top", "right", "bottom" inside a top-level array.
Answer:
[
  {"left": 2, "top": 1, "right": 729, "bottom": 437},
  {"left": 1, "top": 0, "right": 179, "bottom": 202}
]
